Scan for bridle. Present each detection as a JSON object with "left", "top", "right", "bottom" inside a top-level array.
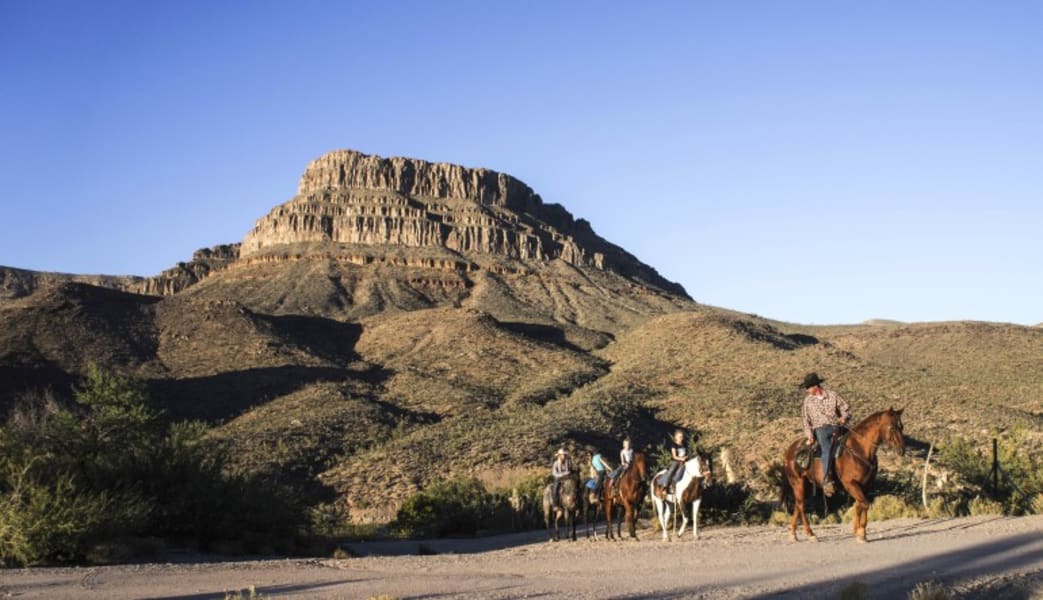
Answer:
[{"left": 844, "top": 417, "right": 904, "bottom": 466}]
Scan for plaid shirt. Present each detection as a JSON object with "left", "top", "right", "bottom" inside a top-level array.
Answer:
[{"left": 802, "top": 389, "right": 851, "bottom": 439}]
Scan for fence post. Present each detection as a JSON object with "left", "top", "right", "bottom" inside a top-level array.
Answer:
[
  {"left": 922, "top": 443, "right": 934, "bottom": 510},
  {"left": 992, "top": 438, "right": 999, "bottom": 495}
]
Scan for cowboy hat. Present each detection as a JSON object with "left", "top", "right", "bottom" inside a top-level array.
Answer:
[{"left": 801, "top": 372, "right": 825, "bottom": 388}]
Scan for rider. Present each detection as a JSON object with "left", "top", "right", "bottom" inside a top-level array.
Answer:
[
  {"left": 663, "top": 429, "right": 687, "bottom": 494},
  {"left": 551, "top": 448, "right": 574, "bottom": 508},
  {"left": 801, "top": 372, "right": 851, "bottom": 496},
  {"left": 590, "top": 448, "right": 613, "bottom": 495},
  {"left": 616, "top": 436, "right": 634, "bottom": 477}
]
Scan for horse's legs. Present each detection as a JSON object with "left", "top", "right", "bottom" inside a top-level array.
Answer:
[
  {"left": 653, "top": 496, "right": 669, "bottom": 540},
  {"left": 676, "top": 500, "right": 689, "bottom": 537},
  {"left": 845, "top": 482, "right": 870, "bottom": 542},
  {"left": 691, "top": 497, "right": 702, "bottom": 540},
  {"left": 789, "top": 476, "right": 816, "bottom": 542}
]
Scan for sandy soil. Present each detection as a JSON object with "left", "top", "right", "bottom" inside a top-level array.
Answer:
[{"left": 2, "top": 516, "right": 1042, "bottom": 599}]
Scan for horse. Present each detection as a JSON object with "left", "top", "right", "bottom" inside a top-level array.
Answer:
[
  {"left": 542, "top": 474, "right": 581, "bottom": 542},
  {"left": 783, "top": 407, "right": 905, "bottom": 543},
  {"left": 603, "top": 451, "right": 649, "bottom": 540},
  {"left": 650, "top": 454, "right": 713, "bottom": 541},
  {"left": 582, "top": 478, "right": 604, "bottom": 540}
]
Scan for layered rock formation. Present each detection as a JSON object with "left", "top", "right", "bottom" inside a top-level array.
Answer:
[
  {"left": 241, "top": 150, "right": 686, "bottom": 297},
  {"left": 0, "top": 244, "right": 239, "bottom": 301}
]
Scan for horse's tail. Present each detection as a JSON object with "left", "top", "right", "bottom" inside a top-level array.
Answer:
[
  {"left": 773, "top": 451, "right": 795, "bottom": 512},
  {"left": 778, "top": 471, "right": 793, "bottom": 513}
]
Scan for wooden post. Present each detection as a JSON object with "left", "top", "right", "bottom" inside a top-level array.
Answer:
[
  {"left": 922, "top": 442, "right": 934, "bottom": 510},
  {"left": 992, "top": 438, "right": 999, "bottom": 495}
]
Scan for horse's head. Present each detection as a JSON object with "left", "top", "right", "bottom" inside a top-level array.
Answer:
[
  {"left": 699, "top": 453, "right": 713, "bottom": 486},
  {"left": 881, "top": 407, "right": 906, "bottom": 456},
  {"left": 685, "top": 453, "right": 712, "bottom": 486},
  {"left": 632, "top": 451, "right": 649, "bottom": 480}
]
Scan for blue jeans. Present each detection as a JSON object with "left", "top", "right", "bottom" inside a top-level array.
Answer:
[{"left": 815, "top": 425, "right": 837, "bottom": 481}]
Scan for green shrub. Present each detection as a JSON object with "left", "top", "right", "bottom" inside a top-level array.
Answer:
[
  {"left": 865, "top": 494, "right": 922, "bottom": 521},
  {"left": 701, "top": 481, "right": 773, "bottom": 525},
  {"left": 394, "top": 477, "right": 495, "bottom": 538},
  {"left": 925, "top": 497, "right": 959, "bottom": 519},
  {"left": 937, "top": 432, "right": 1043, "bottom": 515},
  {"left": 967, "top": 496, "right": 1005, "bottom": 516},
  {"left": 0, "top": 369, "right": 302, "bottom": 565},
  {"left": 1031, "top": 493, "right": 1043, "bottom": 516}
]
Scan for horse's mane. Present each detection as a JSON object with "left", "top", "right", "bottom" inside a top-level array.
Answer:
[{"left": 851, "top": 408, "right": 900, "bottom": 432}]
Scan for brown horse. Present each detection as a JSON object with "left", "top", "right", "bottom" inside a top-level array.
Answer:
[
  {"left": 542, "top": 474, "right": 580, "bottom": 542},
  {"left": 651, "top": 454, "right": 713, "bottom": 541},
  {"left": 783, "top": 408, "right": 905, "bottom": 543},
  {"left": 603, "top": 451, "right": 649, "bottom": 540}
]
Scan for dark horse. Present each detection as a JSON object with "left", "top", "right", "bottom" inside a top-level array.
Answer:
[
  {"left": 783, "top": 408, "right": 905, "bottom": 543},
  {"left": 603, "top": 451, "right": 649, "bottom": 540},
  {"left": 542, "top": 474, "right": 580, "bottom": 542},
  {"left": 582, "top": 479, "right": 604, "bottom": 540}
]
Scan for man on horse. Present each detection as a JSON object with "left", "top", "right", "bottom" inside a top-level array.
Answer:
[
  {"left": 801, "top": 372, "right": 851, "bottom": 496},
  {"left": 551, "top": 448, "right": 575, "bottom": 509}
]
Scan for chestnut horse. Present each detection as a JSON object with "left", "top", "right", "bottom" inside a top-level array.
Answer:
[
  {"left": 603, "top": 451, "right": 649, "bottom": 540},
  {"left": 650, "top": 454, "right": 713, "bottom": 541},
  {"left": 783, "top": 408, "right": 905, "bottom": 543},
  {"left": 542, "top": 474, "right": 580, "bottom": 542}
]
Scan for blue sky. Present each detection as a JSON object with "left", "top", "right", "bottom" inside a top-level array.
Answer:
[{"left": 2, "top": 1, "right": 1041, "bottom": 325}]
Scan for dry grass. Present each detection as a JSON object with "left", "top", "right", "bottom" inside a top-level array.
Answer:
[{"left": 3, "top": 262, "right": 1041, "bottom": 526}]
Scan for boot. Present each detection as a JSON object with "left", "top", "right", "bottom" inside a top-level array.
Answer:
[{"left": 823, "top": 480, "right": 836, "bottom": 497}]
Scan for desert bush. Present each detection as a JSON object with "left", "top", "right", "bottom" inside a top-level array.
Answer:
[
  {"left": 701, "top": 481, "right": 773, "bottom": 525},
  {"left": 393, "top": 477, "right": 496, "bottom": 538},
  {"left": 1031, "top": 493, "right": 1043, "bottom": 516},
  {"left": 924, "top": 497, "right": 959, "bottom": 519},
  {"left": 937, "top": 432, "right": 1043, "bottom": 515},
  {"left": 0, "top": 368, "right": 302, "bottom": 565},
  {"left": 967, "top": 496, "right": 1004, "bottom": 516},
  {"left": 908, "top": 580, "right": 950, "bottom": 600},
  {"left": 309, "top": 502, "right": 352, "bottom": 538},
  {"left": 864, "top": 494, "right": 922, "bottom": 521},
  {"left": 0, "top": 465, "right": 147, "bottom": 566}
]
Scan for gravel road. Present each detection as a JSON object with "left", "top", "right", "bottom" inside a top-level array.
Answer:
[{"left": 2, "top": 515, "right": 1041, "bottom": 599}]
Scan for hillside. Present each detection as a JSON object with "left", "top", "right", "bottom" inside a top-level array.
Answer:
[{"left": 1, "top": 150, "right": 1040, "bottom": 522}]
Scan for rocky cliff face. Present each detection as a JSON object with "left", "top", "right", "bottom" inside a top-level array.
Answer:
[
  {"left": 0, "top": 244, "right": 239, "bottom": 301},
  {"left": 241, "top": 150, "right": 686, "bottom": 297}
]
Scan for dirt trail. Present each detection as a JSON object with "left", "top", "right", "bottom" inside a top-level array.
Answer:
[{"left": 2, "top": 516, "right": 1042, "bottom": 599}]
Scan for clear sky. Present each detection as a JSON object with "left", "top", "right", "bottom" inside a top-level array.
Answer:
[{"left": 2, "top": 1, "right": 1041, "bottom": 325}]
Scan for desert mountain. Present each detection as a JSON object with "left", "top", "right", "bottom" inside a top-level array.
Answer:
[{"left": 1, "top": 150, "right": 1040, "bottom": 522}]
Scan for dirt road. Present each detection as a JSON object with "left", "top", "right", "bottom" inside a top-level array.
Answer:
[{"left": 2, "top": 516, "right": 1042, "bottom": 599}]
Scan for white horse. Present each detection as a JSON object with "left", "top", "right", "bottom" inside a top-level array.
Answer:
[{"left": 650, "top": 455, "right": 712, "bottom": 541}]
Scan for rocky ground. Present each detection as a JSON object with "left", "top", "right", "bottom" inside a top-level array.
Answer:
[{"left": 2, "top": 515, "right": 1041, "bottom": 599}]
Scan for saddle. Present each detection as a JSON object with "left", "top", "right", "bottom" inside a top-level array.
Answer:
[
  {"left": 795, "top": 428, "right": 850, "bottom": 470},
  {"left": 654, "top": 469, "right": 684, "bottom": 489}
]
